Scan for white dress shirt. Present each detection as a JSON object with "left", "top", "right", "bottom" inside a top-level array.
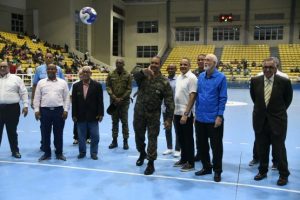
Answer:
[
  {"left": 174, "top": 70, "right": 198, "bottom": 116},
  {"left": 0, "top": 73, "right": 28, "bottom": 107},
  {"left": 33, "top": 78, "right": 70, "bottom": 112}
]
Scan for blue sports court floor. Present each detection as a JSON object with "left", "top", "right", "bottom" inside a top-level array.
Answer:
[{"left": 0, "top": 87, "right": 299, "bottom": 200}]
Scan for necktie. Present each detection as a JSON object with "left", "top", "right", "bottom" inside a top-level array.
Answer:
[{"left": 264, "top": 79, "right": 272, "bottom": 106}]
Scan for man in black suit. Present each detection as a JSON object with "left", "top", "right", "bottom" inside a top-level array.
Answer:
[
  {"left": 72, "top": 66, "right": 104, "bottom": 160},
  {"left": 250, "top": 57, "right": 293, "bottom": 186}
]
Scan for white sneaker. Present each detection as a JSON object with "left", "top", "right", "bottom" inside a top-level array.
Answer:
[
  {"left": 173, "top": 151, "right": 181, "bottom": 158},
  {"left": 163, "top": 149, "right": 173, "bottom": 155}
]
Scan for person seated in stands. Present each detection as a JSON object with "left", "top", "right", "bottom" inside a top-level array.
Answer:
[
  {"left": 17, "top": 33, "right": 24, "bottom": 39},
  {"left": 231, "top": 59, "right": 239, "bottom": 64},
  {"left": 9, "top": 61, "right": 17, "bottom": 74},
  {"left": 236, "top": 63, "right": 242, "bottom": 74},
  {"left": 230, "top": 74, "right": 236, "bottom": 81},
  {"left": 26, "top": 65, "right": 33, "bottom": 76},
  {"left": 251, "top": 61, "right": 257, "bottom": 67},
  {"left": 243, "top": 68, "right": 250, "bottom": 76},
  {"left": 100, "top": 66, "right": 106, "bottom": 73},
  {"left": 44, "top": 41, "right": 50, "bottom": 47},
  {"left": 294, "top": 67, "right": 300, "bottom": 73},
  {"left": 16, "top": 62, "right": 23, "bottom": 74},
  {"left": 64, "top": 44, "right": 69, "bottom": 53},
  {"left": 65, "top": 66, "right": 73, "bottom": 74},
  {"left": 71, "top": 61, "right": 78, "bottom": 73}
]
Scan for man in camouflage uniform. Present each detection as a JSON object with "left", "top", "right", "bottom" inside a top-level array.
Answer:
[
  {"left": 132, "top": 56, "right": 174, "bottom": 175},
  {"left": 106, "top": 59, "right": 132, "bottom": 150}
]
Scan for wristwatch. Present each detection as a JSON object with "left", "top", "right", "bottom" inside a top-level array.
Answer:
[{"left": 184, "top": 112, "right": 189, "bottom": 116}]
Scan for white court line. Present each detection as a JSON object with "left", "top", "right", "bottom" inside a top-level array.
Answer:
[
  {"left": 296, "top": 147, "right": 300, "bottom": 149},
  {"left": 128, "top": 155, "right": 177, "bottom": 162},
  {"left": 240, "top": 143, "right": 249, "bottom": 145},
  {"left": 30, "top": 130, "right": 39, "bottom": 133},
  {"left": 224, "top": 141, "right": 232, "bottom": 144},
  {"left": 0, "top": 160, "right": 299, "bottom": 194},
  {"left": 17, "top": 130, "right": 24, "bottom": 133}
]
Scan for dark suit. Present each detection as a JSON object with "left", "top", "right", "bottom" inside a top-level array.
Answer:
[
  {"left": 72, "top": 80, "right": 104, "bottom": 122},
  {"left": 72, "top": 79, "right": 104, "bottom": 155},
  {"left": 250, "top": 75, "right": 293, "bottom": 177}
]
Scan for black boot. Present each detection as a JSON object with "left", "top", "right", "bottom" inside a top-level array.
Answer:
[
  {"left": 123, "top": 139, "right": 129, "bottom": 150},
  {"left": 109, "top": 137, "right": 118, "bottom": 149},
  {"left": 136, "top": 151, "right": 147, "bottom": 166},
  {"left": 144, "top": 160, "right": 155, "bottom": 175}
]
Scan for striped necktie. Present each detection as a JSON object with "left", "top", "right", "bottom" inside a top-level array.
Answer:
[{"left": 264, "top": 79, "right": 272, "bottom": 106}]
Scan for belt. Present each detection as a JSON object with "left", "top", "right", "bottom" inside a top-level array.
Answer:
[
  {"left": 0, "top": 103, "right": 19, "bottom": 108},
  {"left": 41, "top": 106, "right": 63, "bottom": 111}
]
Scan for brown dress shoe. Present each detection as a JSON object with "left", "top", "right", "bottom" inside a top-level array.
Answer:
[
  {"left": 254, "top": 173, "right": 267, "bottom": 181},
  {"left": 277, "top": 176, "right": 288, "bottom": 186}
]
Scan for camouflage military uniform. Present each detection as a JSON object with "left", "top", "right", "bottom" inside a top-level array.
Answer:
[
  {"left": 106, "top": 69, "right": 132, "bottom": 139},
  {"left": 132, "top": 66, "right": 174, "bottom": 161},
  {"left": 192, "top": 68, "right": 204, "bottom": 78}
]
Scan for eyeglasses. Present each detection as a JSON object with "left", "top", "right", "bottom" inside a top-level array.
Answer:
[
  {"left": 0, "top": 65, "right": 8, "bottom": 68},
  {"left": 46, "top": 56, "right": 53, "bottom": 59}
]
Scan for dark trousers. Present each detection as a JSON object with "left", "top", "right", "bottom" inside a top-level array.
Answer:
[
  {"left": 40, "top": 107, "right": 65, "bottom": 156},
  {"left": 252, "top": 140, "right": 277, "bottom": 165},
  {"left": 0, "top": 103, "right": 20, "bottom": 153},
  {"left": 195, "top": 120, "right": 223, "bottom": 173},
  {"left": 174, "top": 115, "right": 194, "bottom": 166},
  {"left": 73, "top": 122, "right": 90, "bottom": 140},
  {"left": 133, "top": 110, "right": 160, "bottom": 161},
  {"left": 111, "top": 103, "right": 129, "bottom": 139},
  {"left": 256, "top": 120, "right": 289, "bottom": 177},
  {"left": 163, "top": 112, "right": 180, "bottom": 151},
  {"left": 195, "top": 121, "right": 210, "bottom": 157}
]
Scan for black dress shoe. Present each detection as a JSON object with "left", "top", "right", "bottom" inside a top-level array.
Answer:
[
  {"left": 56, "top": 154, "right": 67, "bottom": 161},
  {"left": 173, "top": 160, "right": 185, "bottom": 167},
  {"left": 91, "top": 154, "right": 98, "bottom": 160},
  {"left": 109, "top": 139, "right": 118, "bottom": 149},
  {"left": 38, "top": 154, "right": 51, "bottom": 162},
  {"left": 277, "top": 176, "right": 288, "bottom": 186},
  {"left": 77, "top": 152, "right": 86, "bottom": 159},
  {"left": 214, "top": 173, "right": 221, "bottom": 182},
  {"left": 144, "top": 161, "right": 155, "bottom": 175},
  {"left": 136, "top": 152, "right": 147, "bottom": 166},
  {"left": 12, "top": 152, "right": 21, "bottom": 159},
  {"left": 254, "top": 173, "right": 267, "bottom": 181},
  {"left": 123, "top": 139, "right": 129, "bottom": 150},
  {"left": 195, "top": 168, "right": 212, "bottom": 176}
]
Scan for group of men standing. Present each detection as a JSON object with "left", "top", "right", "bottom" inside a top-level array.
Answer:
[
  {"left": 0, "top": 51, "right": 293, "bottom": 186},
  {"left": 132, "top": 54, "right": 292, "bottom": 186},
  {"left": 131, "top": 54, "right": 227, "bottom": 183}
]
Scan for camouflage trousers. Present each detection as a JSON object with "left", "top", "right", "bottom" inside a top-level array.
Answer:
[
  {"left": 133, "top": 108, "right": 161, "bottom": 161},
  {"left": 111, "top": 102, "right": 129, "bottom": 139}
]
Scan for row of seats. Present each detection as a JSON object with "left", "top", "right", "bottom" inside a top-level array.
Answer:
[
  {"left": 163, "top": 44, "right": 300, "bottom": 82},
  {"left": 162, "top": 45, "right": 215, "bottom": 73},
  {"left": 278, "top": 44, "right": 300, "bottom": 73},
  {"left": 0, "top": 31, "right": 107, "bottom": 82}
]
